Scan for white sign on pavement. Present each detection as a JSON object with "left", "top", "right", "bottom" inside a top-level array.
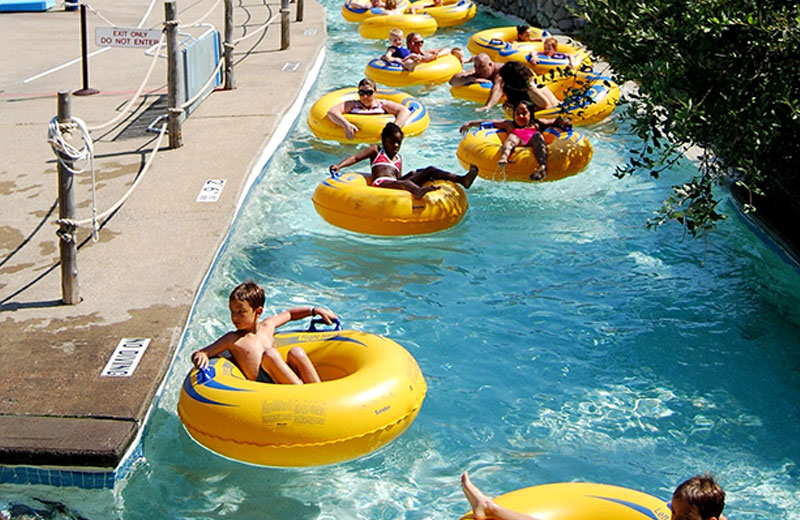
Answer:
[
  {"left": 100, "top": 338, "right": 151, "bottom": 377},
  {"left": 95, "top": 27, "right": 162, "bottom": 49}
]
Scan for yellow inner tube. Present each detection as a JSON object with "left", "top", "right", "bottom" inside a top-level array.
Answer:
[
  {"left": 467, "top": 26, "right": 591, "bottom": 75},
  {"left": 307, "top": 87, "right": 430, "bottom": 143},
  {"left": 461, "top": 482, "right": 669, "bottom": 520},
  {"left": 366, "top": 53, "right": 463, "bottom": 87},
  {"left": 341, "top": 0, "right": 411, "bottom": 22},
  {"left": 312, "top": 172, "right": 468, "bottom": 235},
  {"left": 178, "top": 326, "right": 427, "bottom": 467},
  {"left": 456, "top": 125, "right": 593, "bottom": 182},
  {"left": 452, "top": 70, "right": 619, "bottom": 126},
  {"left": 407, "top": 0, "right": 476, "bottom": 27},
  {"left": 359, "top": 13, "right": 438, "bottom": 39}
]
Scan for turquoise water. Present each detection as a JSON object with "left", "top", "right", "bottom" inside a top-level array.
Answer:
[{"left": 4, "top": 4, "right": 800, "bottom": 519}]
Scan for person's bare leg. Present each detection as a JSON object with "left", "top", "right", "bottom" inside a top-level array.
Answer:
[
  {"left": 463, "top": 164, "right": 479, "bottom": 188},
  {"left": 528, "top": 133, "right": 547, "bottom": 180},
  {"left": 498, "top": 133, "right": 523, "bottom": 164},
  {"left": 406, "top": 166, "right": 475, "bottom": 188},
  {"left": 287, "top": 347, "right": 321, "bottom": 383},
  {"left": 263, "top": 348, "right": 303, "bottom": 384},
  {"left": 461, "top": 472, "right": 537, "bottom": 520}
]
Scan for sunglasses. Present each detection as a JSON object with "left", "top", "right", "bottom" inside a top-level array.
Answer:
[
  {"left": 411, "top": 39, "right": 423, "bottom": 45},
  {"left": 358, "top": 89, "right": 375, "bottom": 96}
]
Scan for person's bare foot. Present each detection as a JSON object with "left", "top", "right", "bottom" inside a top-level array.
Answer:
[
  {"left": 530, "top": 165, "right": 546, "bottom": 181},
  {"left": 462, "top": 164, "right": 479, "bottom": 188},
  {"left": 461, "top": 472, "right": 493, "bottom": 520}
]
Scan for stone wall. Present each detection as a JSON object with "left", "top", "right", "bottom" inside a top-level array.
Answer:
[{"left": 474, "top": 0, "right": 586, "bottom": 33}]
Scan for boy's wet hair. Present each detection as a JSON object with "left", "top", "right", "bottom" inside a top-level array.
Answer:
[
  {"left": 516, "top": 24, "right": 531, "bottom": 37},
  {"left": 672, "top": 474, "right": 725, "bottom": 520},
  {"left": 382, "top": 121, "right": 403, "bottom": 141},
  {"left": 389, "top": 27, "right": 403, "bottom": 39},
  {"left": 229, "top": 280, "right": 265, "bottom": 310}
]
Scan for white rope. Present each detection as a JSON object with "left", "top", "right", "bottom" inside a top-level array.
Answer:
[
  {"left": 87, "top": 34, "right": 165, "bottom": 132},
  {"left": 83, "top": 0, "right": 158, "bottom": 29},
  {"left": 233, "top": 11, "right": 279, "bottom": 44},
  {"left": 180, "top": 55, "right": 225, "bottom": 110},
  {"left": 48, "top": 116, "right": 100, "bottom": 240},
  {"left": 179, "top": 0, "right": 222, "bottom": 29},
  {"left": 54, "top": 122, "right": 168, "bottom": 234},
  {"left": 83, "top": 2, "right": 117, "bottom": 27}
]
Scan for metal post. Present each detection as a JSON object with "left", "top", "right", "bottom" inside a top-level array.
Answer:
[
  {"left": 296, "top": 0, "right": 304, "bottom": 22},
  {"left": 281, "top": 0, "right": 290, "bottom": 50},
  {"left": 224, "top": 0, "right": 235, "bottom": 89},
  {"left": 74, "top": 3, "right": 99, "bottom": 96},
  {"left": 165, "top": 1, "right": 184, "bottom": 148},
  {"left": 57, "top": 91, "right": 80, "bottom": 305}
]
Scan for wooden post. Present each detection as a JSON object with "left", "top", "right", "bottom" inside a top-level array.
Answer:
[
  {"left": 57, "top": 91, "right": 80, "bottom": 305},
  {"left": 224, "top": 0, "right": 235, "bottom": 89},
  {"left": 281, "top": 0, "right": 290, "bottom": 50},
  {"left": 165, "top": 1, "right": 184, "bottom": 148},
  {"left": 74, "top": 3, "right": 99, "bottom": 96},
  {"left": 296, "top": 0, "right": 304, "bottom": 22}
]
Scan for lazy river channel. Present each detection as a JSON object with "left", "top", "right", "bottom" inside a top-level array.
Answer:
[{"left": 3, "top": 2, "right": 800, "bottom": 519}]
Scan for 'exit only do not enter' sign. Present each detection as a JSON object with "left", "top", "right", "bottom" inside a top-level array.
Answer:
[{"left": 96, "top": 27, "right": 162, "bottom": 48}]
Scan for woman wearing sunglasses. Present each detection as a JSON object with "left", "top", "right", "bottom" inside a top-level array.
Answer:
[
  {"left": 402, "top": 32, "right": 463, "bottom": 71},
  {"left": 326, "top": 78, "right": 412, "bottom": 140}
]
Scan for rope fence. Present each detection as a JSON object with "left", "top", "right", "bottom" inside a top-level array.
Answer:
[{"left": 33, "top": 0, "right": 305, "bottom": 304}]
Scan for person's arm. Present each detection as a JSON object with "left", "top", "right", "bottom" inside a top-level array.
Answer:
[
  {"left": 327, "top": 100, "right": 360, "bottom": 140},
  {"left": 421, "top": 49, "right": 439, "bottom": 62},
  {"left": 476, "top": 77, "right": 504, "bottom": 112},
  {"left": 263, "top": 306, "right": 338, "bottom": 329},
  {"left": 380, "top": 47, "right": 402, "bottom": 64},
  {"left": 329, "top": 145, "right": 378, "bottom": 174},
  {"left": 460, "top": 118, "right": 505, "bottom": 133},
  {"left": 191, "top": 333, "right": 235, "bottom": 370},
  {"left": 459, "top": 119, "right": 486, "bottom": 133},
  {"left": 383, "top": 100, "right": 412, "bottom": 127},
  {"left": 449, "top": 70, "right": 475, "bottom": 87}
]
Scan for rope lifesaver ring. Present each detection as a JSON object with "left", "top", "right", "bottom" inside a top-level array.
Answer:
[
  {"left": 312, "top": 171, "right": 468, "bottom": 235},
  {"left": 178, "top": 322, "right": 427, "bottom": 467},
  {"left": 366, "top": 53, "right": 462, "bottom": 87},
  {"left": 359, "top": 13, "right": 438, "bottom": 39},
  {"left": 456, "top": 124, "right": 593, "bottom": 182},
  {"left": 307, "top": 87, "right": 430, "bottom": 143},
  {"left": 341, "top": 0, "right": 411, "bottom": 22},
  {"left": 460, "top": 482, "right": 669, "bottom": 520},
  {"left": 407, "top": 0, "right": 476, "bottom": 27},
  {"left": 452, "top": 70, "right": 619, "bottom": 126},
  {"left": 467, "top": 27, "right": 591, "bottom": 75}
]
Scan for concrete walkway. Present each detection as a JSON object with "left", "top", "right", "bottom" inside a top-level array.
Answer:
[{"left": 0, "top": 0, "right": 325, "bottom": 470}]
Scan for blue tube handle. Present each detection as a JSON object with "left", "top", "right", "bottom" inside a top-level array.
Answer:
[
  {"left": 196, "top": 367, "right": 212, "bottom": 384},
  {"left": 307, "top": 317, "right": 343, "bottom": 332}
]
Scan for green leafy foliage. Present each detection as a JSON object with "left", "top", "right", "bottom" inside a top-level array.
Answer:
[{"left": 575, "top": 0, "right": 800, "bottom": 236}]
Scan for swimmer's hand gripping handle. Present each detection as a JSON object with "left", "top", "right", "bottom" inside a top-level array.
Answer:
[{"left": 308, "top": 317, "right": 343, "bottom": 332}]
